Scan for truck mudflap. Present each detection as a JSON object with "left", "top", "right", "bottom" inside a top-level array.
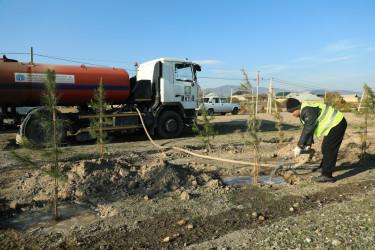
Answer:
[{"left": 17, "top": 108, "right": 37, "bottom": 144}]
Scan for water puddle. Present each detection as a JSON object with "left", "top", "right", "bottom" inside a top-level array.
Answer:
[
  {"left": 1, "top": 202, "right": 98, "bottom": 234},
  {"left": 221, "top": 175, "right": 288, "bottom": 187}
]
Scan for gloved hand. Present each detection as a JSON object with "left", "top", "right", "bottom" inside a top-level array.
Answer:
[{"left": 293, "top": 146, "right": 302, "bottom": 157}]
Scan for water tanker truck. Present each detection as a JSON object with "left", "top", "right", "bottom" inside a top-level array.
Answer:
[{"left": 0, "top": 55, "right": 201, "bottom": 146}]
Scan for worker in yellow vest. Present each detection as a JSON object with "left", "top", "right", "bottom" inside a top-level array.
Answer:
[{"left": 286, "top": 98, "right": 347, "bottom": 183}]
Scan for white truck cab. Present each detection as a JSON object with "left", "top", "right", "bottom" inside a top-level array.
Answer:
[
  {"left": 136, "top": 58, "right": 200, "bottom": 110},
  {"left": 136, "top": 58, "right": 201, "bottom": 138}
]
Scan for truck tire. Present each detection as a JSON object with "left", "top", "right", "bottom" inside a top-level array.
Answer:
[
  {"left": 207, "top": 109, "right": 214, "bottom": 116},
  {"left": 156, "top": 110, "right": 183, "bottom": 139},
  {"left": 231, "top": 108, "right": 239, "bottom": 115},
  {"left": 24, "top": 114, "right": 46, "bottom": 146},
  {"left": 24, "top": 110, "right": 67, "bottom": 146}
]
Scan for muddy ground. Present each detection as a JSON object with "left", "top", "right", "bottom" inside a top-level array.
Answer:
[{"left": 0, "top": 112, "right": 375, "bottom": 249}]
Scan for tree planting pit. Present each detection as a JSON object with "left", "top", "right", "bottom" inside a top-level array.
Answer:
[
  {"left": 1, "top": 202, "right": 98, "bottom": 234},
  {"left": 221, "top": 175, "right": 288, "bottom": 187}
]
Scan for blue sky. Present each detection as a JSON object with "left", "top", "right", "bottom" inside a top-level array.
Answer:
[{"left": 1, "top": 0, "right": 374, "bottom": 93}]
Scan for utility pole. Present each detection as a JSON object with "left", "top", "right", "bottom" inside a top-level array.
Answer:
[
  {"left": 30, "top": 47, "right": 33, "bottom": 63},
  {"left": 273, "top": 87, "right": 278, "bottom": 112},
  {"left": 230, "top": 88, "right": 233, "bottom": 103},
  {"left": 256, "top": 71, "right": 260, "bottom": 114},
  {"left": 358, "top": 90, "right": 365, "bottom": 112},
  {"left": 266, "top": 77, "right": 273, "bottom": 113}
]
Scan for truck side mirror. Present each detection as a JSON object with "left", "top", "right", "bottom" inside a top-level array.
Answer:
[{"left": 193, "top": 64, "right": 201, "bottom": 72}]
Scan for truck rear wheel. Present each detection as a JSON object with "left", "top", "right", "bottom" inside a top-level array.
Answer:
[
  {"left": 24, "top": 110, "right": 67, "bottom": 146},
  {"left": 25, "top": 115, "right": 46, "bottom": 146},
  {"left": 156, "top": 111, "right": 183, "bottom": 139}
]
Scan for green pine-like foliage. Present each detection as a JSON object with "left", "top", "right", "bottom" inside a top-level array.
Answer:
[
  {"left": 89, "top": 79, "right": 112, "bottom": 157},
  {"left": 11, "top": 69, "right": 67, "bottom": 220},
  {"left": 355, "top": 84, "right": 375, "bottom": 160},
  {"left": 240, "top": 69, "right": 261, "bottom": 184},
  {"left": 192, "top": 86, "right": 217, "bottom": 151}
]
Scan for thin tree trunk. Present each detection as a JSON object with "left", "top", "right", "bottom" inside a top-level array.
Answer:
[
  {"left": 253, "top": 147, "right": 259, "bottom": 184},
  {"left": 53, "top": 109, "right": 59, "bottom": 220}
]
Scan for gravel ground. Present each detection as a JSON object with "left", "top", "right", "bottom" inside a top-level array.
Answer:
[
  {"left": 1, "top": 112, "right": 374, "bottom": 249},
  {"left": 187, "top": 187, "right": 375, "bottom": 249}
]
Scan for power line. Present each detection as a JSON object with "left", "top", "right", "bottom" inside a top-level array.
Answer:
[
  {"left": 199, "top": 76, "right": 270, "bottom": 82},
  {"left": 0, "top": 51, "right": 136, "bottom": 72},
  {"left": 0, "top": 51, "right": 135, "bottom": 64},
  {"left": 272, "top": 78, "right": 318, "bottom": 91},
  {"left": 0, "top": 52, "right": 29, "bottom": 55},
  {"left": 1, "top": 51, "right": 364, "bottom": 92},
  {"left": 35, "top": 54, "right": 137, "bottom": 72}
]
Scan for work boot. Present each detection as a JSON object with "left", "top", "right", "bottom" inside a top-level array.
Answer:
[{"left": 312, "top": 175, "right": 335, "bottom": 183}]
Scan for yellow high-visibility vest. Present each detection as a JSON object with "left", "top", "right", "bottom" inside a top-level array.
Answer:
[{"left": 300, "top": 103, "right": 344, "bottom": 138}]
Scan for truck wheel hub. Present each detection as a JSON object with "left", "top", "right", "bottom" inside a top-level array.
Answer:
[{"left": 165, "top": 119, "right": 177, "bottom": 132}]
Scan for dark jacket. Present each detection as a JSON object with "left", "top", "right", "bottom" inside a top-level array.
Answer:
[{"left": 297, "top": 106, "right": 321, "bottom": 148}]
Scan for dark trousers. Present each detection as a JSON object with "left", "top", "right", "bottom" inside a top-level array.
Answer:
[{"left": 321, "top": 117, "right": 347, "bottom": 177}]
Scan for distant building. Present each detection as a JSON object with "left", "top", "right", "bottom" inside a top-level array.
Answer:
[
  {"left": 275, "top": 91, "right": 291, "bottom": 99},
  {"left": 342, "top": 94, "right": 360, "bottom": 103},
  {"left": 205, "top": 92, "right": 220, "bottom": 97},
  {"left": 286, "top": 91, "right": 324, "bottom": 103}
]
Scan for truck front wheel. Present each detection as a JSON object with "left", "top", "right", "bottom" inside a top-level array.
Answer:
[{"left": 156, "top": 111, "right": 183, "bottom": 139}]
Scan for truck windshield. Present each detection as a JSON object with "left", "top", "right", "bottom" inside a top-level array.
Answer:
[{"left": 175, "top": 64, "right": 193, "bottom": 82}]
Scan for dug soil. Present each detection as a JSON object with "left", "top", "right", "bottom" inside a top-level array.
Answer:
[{"left": 1, "top": 112, "right": 375, "bottom": 249}]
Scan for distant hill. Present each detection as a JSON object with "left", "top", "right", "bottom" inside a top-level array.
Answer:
[
  {"left": 203, "top": 85, "right": 361, "bottom": 97},
  {"left": 311, "top": 89, "right": 362, "bottom": 96},
  {"left": 203, "top": 85, "right": 284, "bottom": 96}
]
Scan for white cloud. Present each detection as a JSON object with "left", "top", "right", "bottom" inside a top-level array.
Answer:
[
  {"left": 321, "top": 55, "right": 354, "bottom": 63},
  {"left": 260, "top": 64, "right": 289, "bottom": 72},
  {"left": 193, "top": 60, "right": 225, "bottom": 65},
  {"left": 364, "top": 45, "right": 375, "bottom": 51},
  {"left": 323, "top": 40, "right": 362, "bottom": 52},
  {"left": 293, "top": 54, "right": 353, "bottom": 65},
  {"left": 211, "top": 69, "right": 241, "bottom": 74},
  {"left": 293, "top": 56, "right": 317, "bottom": 62}
]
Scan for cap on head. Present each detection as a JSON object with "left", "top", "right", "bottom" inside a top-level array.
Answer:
[{"left": 286, "top": 98, "right": 301, "bottom": 112}]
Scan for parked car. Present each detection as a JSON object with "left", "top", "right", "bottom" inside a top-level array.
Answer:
[{"left": 196, "top": 96, "right": 240, "bottom": 115}]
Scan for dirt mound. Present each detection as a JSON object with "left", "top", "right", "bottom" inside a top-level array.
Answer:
[{"left": 17, "top": 155, "right": 224, "bottom": 203}]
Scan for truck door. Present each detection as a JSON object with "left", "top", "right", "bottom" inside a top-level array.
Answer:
[{"left": 173, "top": 63, "right": 196, "bottom": 109}]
